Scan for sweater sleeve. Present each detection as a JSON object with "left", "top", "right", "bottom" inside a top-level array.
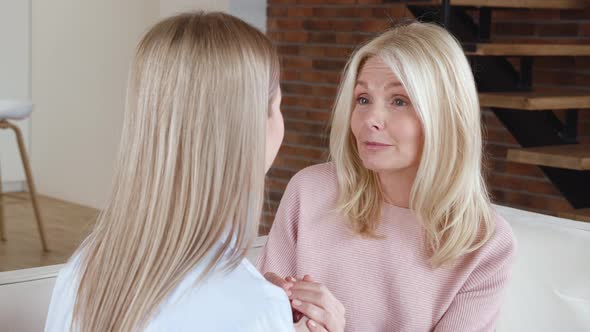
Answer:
[
  {"left": 434, "top": 221, "right": 517, "bottom": 332},
  {"left": 256, "top": 174, "right": 301, "bottom": 279}
]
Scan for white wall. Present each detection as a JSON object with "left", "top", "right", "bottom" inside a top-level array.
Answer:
[
  {"left": 160, "top": 0, "right": 266, "bottom": 32},
  {"left": 27, "top": 0, "right": 267, "bottom": 209},
  {"left": 31, "top": 0, "right": 159, "bottom": 208},
  {"left": 160, "top": 0, "right": 228, "bottom": 18},
  {"left": 229, "top": 0, "right": 267, "bottom": 32},
  {"left": 0, "top": 0, "right": 31, "bottom": 192}
]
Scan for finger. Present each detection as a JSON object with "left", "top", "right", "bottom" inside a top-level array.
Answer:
[
  {"left": 291, "top": 299, "right": 331, "bottom": 330},
  {"left": 291, "top": 280, "right": 324, "bottom": 293},
  {"left": 286, "top": 276, "right": 297, "bottom": 282},
  {"left": 307, "top": 319, "right": 328, "bottom": 332},
  {"left": 303, "top": 274, "right": 314, "bottom": 282},
  {"left": 293, "top": 317, "right": 309, "bottom": 332},
  {"left": 264, "top": 272, "right": 288, "bottom": 287},
  {"left": 291, "top": 280, "right": 319, "bottom": 289},
  {"left": 291, "top": 289, "right": 323, "bottom": 307},
  {"left": 264, "top": 272, "right": 293, "bottom": 292}
]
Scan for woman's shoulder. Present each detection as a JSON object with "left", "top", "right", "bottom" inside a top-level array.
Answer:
[
  {"left": 50, "top": 252, "right": 83, "bottom": 298},
  {"left": 45, "top": 253, "right": 83, "bottom": 331},
  {"left": 487, "top": 212, "right": 517, "bottom": 257},
  {"left": 464, "top": 211, "right": 517, "bottom": 280},
  {"left": 287, "top": 162, "right": 338, "bottom": 193},
  {"left": 236, "top": 258, "right": 292, "bottom": 302},
  {"left": 152, "top": 258, "right": 292, "bottom": 331},
  {"left": 279, "top": 162, "right": 340, "bottom": 213},
  {"left": 233, "top": 260, "right": 293, "bottom": 329}
]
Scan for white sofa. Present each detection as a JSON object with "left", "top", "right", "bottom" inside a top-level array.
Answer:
[{"left": 1, "top": 205, "right": 589, "bottom": 332}]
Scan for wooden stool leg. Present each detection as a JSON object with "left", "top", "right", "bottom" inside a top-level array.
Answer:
[
  {"left": 0, "top": 166, "right": 5, "bottom": 242},
  {"left": 6, "top": 121, "right": 49, "bottom": 251}
]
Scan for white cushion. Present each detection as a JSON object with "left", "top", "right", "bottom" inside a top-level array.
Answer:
[
  {"left": 0, "top": 264, "right": 61, "bottom": 332},
  {"left": 0, "top": 236, "right": 268, "bottom": 332},
  {"left": 495, "top": 205, "right": 590, "bottom": 332},
  {"left": 1, "top": 211, "right": 590, "bottom": 332},
  {"left": 0, "top": 100, "right": 33, "bottom": 120}
]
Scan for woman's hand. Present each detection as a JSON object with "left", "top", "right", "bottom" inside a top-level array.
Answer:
[
  {"left": 264, "top": 272, "right": 345, "bottom": 331},
  {"left": 294, "top": 317, "right": 311, "bottom": 332},
  {"left": 264, "top": 272, "right": 305, "bottom": 323},
  {"left": 264, "top": 272, "right": 292, "bottom": 293},
  {"left": 289, "top": 275, "right": 346, "bottom": 332}
]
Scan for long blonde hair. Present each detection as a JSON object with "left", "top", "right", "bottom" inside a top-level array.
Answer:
[
  {"left": 72, "top": 12, "right": 280, "bottom": 331},
  {"left": 330, "top": 22, "right": 494, "bottom": 267}
]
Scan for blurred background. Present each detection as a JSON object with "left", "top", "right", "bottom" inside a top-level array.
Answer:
[{"left": 1, "top": 0, "right": 589, "bottom": 272}]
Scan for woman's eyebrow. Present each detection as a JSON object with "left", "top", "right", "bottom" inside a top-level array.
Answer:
[
  {"left": 355, "top": 80, "right": 403, "bottom": 89},
  {"left": 385, "top": 81, "right": 403, "bottom": 89}
]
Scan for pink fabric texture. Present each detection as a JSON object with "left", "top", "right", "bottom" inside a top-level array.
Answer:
[{"left": 258, "top": 162, "right": 516, "bottom": 332}]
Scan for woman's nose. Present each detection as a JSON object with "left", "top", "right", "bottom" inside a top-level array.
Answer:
[{"left": 365, "top": 106, "right": 384, "bottom": 131}]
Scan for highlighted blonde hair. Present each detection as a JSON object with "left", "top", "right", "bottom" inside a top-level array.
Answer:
[
  {"left": 330, "top": 22, "right": 494, "bottom": 267},
  {"left": 72, "top": 12, "right": 280, "bottom": 331}
]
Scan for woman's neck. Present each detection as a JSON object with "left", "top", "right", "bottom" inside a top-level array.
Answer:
[{"left": 377, "top": 166, "right": 418, "bottom": 209}]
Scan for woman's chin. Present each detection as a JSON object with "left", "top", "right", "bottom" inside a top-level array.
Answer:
[
  {"left": 360, "top": 158, "right": 389, "bottom": 173},
  {"left": 360, "top": 157, "right": 415, "bottom": 175}
]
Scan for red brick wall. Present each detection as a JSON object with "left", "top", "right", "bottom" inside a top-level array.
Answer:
[
  {"left": 483, "top": 7, "right": 590, "bottom": 214},
  {"left": 262, "top": 1, "right": 590, "bottom": 231}
]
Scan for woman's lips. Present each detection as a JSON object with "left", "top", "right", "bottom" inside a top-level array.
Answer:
[{"left": 363, "top": 141, "right": 392, "bottom": 150}]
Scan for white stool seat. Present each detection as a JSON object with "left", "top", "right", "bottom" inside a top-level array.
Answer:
[{"left": 0, "top": 100, "right": 33, "bottom": 120}]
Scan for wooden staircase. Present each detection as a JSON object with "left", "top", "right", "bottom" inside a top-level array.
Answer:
[
  {"left": 427, "top": 0, "right": 589, "bottom": 9},
  {"left": 559, "top": 208, "right": 590, "bottom": 222},
  {"left": 466, "top": 44, "right": 590, "bottom": 56},
  {"left": 479, "top": 91, "right": 590, "bottom": 111},
  {"left": 507, "top": 144, "right": 590, "bottom": 171},
  {"left": 405, "top": 0, "right": 590, "bottom": 223}
]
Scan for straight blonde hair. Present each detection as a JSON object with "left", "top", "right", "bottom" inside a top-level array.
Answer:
[
  {"left": 330, "top": 22, "right": 494, "bottom": 267},
  {"left": 71, "top": 12, "right": 280, "bottom": 331}
]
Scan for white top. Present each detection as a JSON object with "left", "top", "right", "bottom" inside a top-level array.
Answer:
[{"left": 45, "top": 248, "right": 294, "bottom": 332}]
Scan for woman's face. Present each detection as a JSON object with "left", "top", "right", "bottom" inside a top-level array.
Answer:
[
  {"left": 350, "top": 57, "right": 423, "bottom": 176},
  {"left": 265, "top": 88, "right": 284, "bottom": 173}
]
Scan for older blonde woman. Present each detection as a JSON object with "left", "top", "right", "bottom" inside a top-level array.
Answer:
[
  {"left": 45, "top": 12, "right": 294, "bottom": 332},
  {"left": 259, "top": 22, "right": 516, "bottom": 332}
]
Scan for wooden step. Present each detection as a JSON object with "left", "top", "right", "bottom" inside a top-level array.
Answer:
[
  {"left": 507, "top": 144, "right": 590, "bottom": 170},
  {"left": 479, "top": 91, "right": 590, "bottom": 110},
  {"left": 416, "top": 0, "right": 589, "bottom": 9},
  {"left": 466, "top": 43, "right": 590, "bottom": 56},
  {"left": 559, "top": 208, "right": 590, "bottom": 223}
]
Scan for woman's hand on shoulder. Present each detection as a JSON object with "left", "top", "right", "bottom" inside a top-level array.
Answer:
[
  {"left": 264, "top": 272, "right": 293, "bottom": 293},
  {"left": 289, "top": 275, "right": 345, "bottom": 332},
  {"left": 264, "top": 272, "right": 344, "bottom": 331}
]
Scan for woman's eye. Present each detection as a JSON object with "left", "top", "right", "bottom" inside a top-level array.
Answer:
[
  {"left": 393, "top": 98, "right": 407, "bottom": 107},
  {"left": 357, "top": 96, "right": 369, "bottom": 105}
]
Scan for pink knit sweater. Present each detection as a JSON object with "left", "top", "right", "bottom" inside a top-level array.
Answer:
[{"left": 257, "top": 162, "right": 516, "bottom": 332}]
